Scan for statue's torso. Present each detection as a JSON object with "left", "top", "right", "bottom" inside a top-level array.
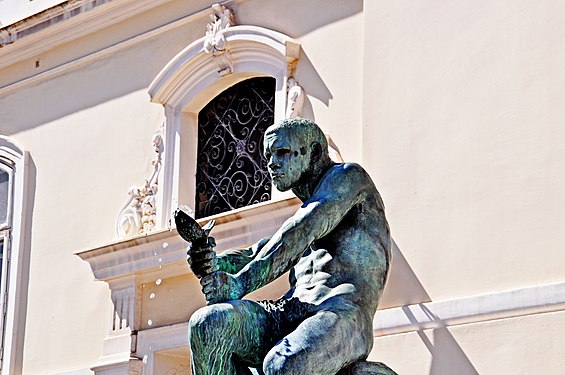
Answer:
[{"left": 286, "top": 171, "right": 391, "bottom": 317}]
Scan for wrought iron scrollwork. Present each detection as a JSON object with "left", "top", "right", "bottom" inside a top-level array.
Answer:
[{"left": 196, "top": 77, "right": 275, "bottom": 218}]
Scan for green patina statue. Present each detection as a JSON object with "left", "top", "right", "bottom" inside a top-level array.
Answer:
[{"left": 175, "top": 118, "right": 396, "bottom": 375}]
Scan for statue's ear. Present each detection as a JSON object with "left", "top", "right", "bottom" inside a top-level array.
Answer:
[{"left": 310, "top": 142, "right": 322, "bottom": 163}]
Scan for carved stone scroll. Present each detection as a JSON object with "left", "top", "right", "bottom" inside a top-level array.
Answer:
[
  {"left": 203, "top": 4, "right": 236, "bottom": 76},
  {"left": 285, "top": 77, "right": 305, "bottom": 118},
  {"left": 116, "top": 128, "right": 164, "bottom": 239}
]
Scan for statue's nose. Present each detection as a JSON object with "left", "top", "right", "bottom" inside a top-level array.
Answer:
[{"left": 267, "top": 157, "right": 280, "bottom": 170}]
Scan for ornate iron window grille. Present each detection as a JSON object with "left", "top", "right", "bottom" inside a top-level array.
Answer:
[{"left": 195, "top": 77, "right": 275, "bottom": 218}]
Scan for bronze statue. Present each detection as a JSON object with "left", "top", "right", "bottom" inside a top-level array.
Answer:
[{"left": 175, "top": 118, "right": 396, "bottom": 374}]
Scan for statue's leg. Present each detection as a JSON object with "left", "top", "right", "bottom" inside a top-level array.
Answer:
[
  {"left": 262, "top": 310, "right": 370, "bottom": 375},
  {"left": 189, "top": 300, "right": 272, "bottom": 375}
]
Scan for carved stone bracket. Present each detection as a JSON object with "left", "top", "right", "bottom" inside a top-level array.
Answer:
[
  {"left": 286, "top": 77, "right": 305, "bottom": 118},
  {"left": 116, "top": 127, "right": 164, "bottom": 239},
  {"left": 203, "top": 3, "right": 236, "bottom": 76}
]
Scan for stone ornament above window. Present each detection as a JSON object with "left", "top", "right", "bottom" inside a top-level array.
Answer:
[{"left": 203, "top": 4, "right": 236, "bottom": 76}]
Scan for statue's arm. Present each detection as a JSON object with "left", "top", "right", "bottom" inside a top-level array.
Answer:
[
  {"left": 235, "top": 164, "right": 366, "bottom": 295},
  {"left": 216, "top": 238, "right": 269, "bottom": 274}
]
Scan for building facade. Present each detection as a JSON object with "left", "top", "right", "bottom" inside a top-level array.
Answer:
[{"left": 0, "top": 0, "right": 564, "bottom": 374}]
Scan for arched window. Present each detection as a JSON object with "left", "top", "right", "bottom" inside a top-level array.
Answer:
[
  {"left": 149, "top": 25, "right": 300, "bottom": 224},
  {"left": 195, "top": 77, "right": 275, "bottom": 218}
]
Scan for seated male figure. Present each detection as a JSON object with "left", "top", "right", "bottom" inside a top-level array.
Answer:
[{"left": 187, "top": 118, "right": 392, "bottom": 375}]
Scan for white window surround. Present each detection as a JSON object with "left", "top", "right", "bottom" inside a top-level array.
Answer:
[
  {"left": 0, "top": 136, "right": 29, "bottom": 375},
  {"left": 148, "top": 25, "right": 301, "bottom": 229}
]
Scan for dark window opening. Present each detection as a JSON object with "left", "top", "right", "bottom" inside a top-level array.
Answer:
[{"left": 195, "top": 77, "right": 275, "bottom": 218}]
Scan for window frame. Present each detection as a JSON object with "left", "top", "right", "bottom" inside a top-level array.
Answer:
[
  {"left": 0, "top": 161, "right": 13, "bottom": 231},
  {"left": 0, "top": 135, "right": 29, "bottom": 374},
  {"left": 0, "top": 161, "right": 14, "bottom": 368}
]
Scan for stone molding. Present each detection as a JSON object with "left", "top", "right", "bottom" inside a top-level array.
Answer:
[
  {"left": 203, "top": 3, "right": 236, "bottom": 76},
  {"left": 0, "top": 0, "right": 240, "bottom": 93},
  {"left": 149, "top": 25, "right": 301, "bottom": 109},
  {"left": 78, "top": 197, "right": 300, "bottom": 282},
  {"left": 374, "top": 280, "right": 565, "bottom": 336},
  {"left": 0, "top": 0, "right": 176, "bottom": 69}
]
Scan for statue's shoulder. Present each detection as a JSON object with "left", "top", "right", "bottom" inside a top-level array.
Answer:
[{"left": 327, "top": 162, "right": 370, "bottom": 180}]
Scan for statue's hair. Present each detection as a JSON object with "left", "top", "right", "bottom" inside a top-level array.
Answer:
[{"left": 266, "top": 117, "right": 328, "bottom": 155}]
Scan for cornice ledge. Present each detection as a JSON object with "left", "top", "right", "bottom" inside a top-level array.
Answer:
[
  {"left": 76, "top": 197, "right": 301, "bottom": 282},
  {"left": 374, "top": 280, "right": 565, "bottom": 336},
  {"left": 0, "top": 0, "right": 175, "bottom": 70}
]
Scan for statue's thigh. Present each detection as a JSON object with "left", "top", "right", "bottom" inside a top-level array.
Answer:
[
  {"left": 189, "top": 300, "right": 274, "bottom": 365},
  {"left": 263, "top": 310, "right": 369, "bottom": 375}
]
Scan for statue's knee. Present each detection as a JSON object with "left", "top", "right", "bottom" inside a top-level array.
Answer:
[
  {"left": 188, "top": 305, "right": 228, "bottom": 345},
  {"left": 263, "top": 349, "right": 301, "bottom": 375}
]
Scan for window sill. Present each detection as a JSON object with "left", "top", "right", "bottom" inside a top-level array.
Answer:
[{"left": 76, "top": 196, "right": 301, "bottom": 282}]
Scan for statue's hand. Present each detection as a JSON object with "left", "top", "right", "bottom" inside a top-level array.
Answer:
[
  {"left": 187, "top": 238, "right": 217, "bottom": 278},
  {"left": 200, "top": 271, "right": 244, "bottom": 305}
]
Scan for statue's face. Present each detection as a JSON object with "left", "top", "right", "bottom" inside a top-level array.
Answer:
[{"left": 264, "top": 128, "right": 311, "bottom": 191}]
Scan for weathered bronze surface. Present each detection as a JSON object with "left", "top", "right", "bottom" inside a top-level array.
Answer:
[{"left": 175, "top": 118, "right": 396, "bottom": 374}]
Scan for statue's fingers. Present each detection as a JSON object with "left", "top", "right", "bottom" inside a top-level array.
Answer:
[
  {"left": 189, "top": 251, "right": 215, "bottom": 262},
  {"left": 199, "top": 264, "right": 216, "bottom": 276},
  {"left": 190, "top": 262, "right": 208, "bottom": 274},
  {"left": 202, "top": 283, "right": 216, "bottom": 295},
  {"left": 200, "top": 275, "right": 213, "bottom": 286},
  {"left": 206, "top": 296, "right": 217, "bottom": 305}
]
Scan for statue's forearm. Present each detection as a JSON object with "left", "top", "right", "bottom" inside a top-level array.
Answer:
[
  {"left": 216, "top": 250, "right": 254, "bottom": 274},
  {"left": 236, "top": 223, "right": 309, "bottom": 295},
  {"left": 216, "top": 238, "right": 269, "bottom": 275}
]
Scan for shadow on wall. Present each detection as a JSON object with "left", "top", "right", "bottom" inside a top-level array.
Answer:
[
  {"left": 0, "top": 0, "right": 352, "bottom": 135},
  {"left": 0, "top": 34, "right": 184, "bottom": 135},
  {"left": 233, "top": 0, "right": 363, "bottom": 39},
  {"left": 429, "top": 328, "right": 479, "bottom": 375},
  {"left": 295, "top": 49, "right": 333, "bottom": 119},
  {"left": 380, "top": 240, "right": 431, "bottom": 308},
  {"left": 381, "top": 240, "right": 479, "bottom": 375}
]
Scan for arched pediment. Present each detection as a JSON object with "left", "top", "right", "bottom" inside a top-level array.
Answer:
[{"left": 148, "top": 25, "right": 300, "bottom": 111}]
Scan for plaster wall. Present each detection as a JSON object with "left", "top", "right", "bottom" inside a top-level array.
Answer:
[
  {"left": 363, "top": 0, "right": 565, "bottom": 302},
  {"left": 1, "top": 30, "right": 171, "bottom": 371},
  {"left": 11, "top": 85, "right": 163, "bottom": 374},
  {"left": 0, "top": 0, "right": 365, "bottom": 373},
  {"left": 0, "top": 0, "right": 211, "bottom": 88},
  {"left": 235, "top": 0, "right": 365, "bottom": 162},
  {"left": 139, "top": 270, "right": 289, "bottom": 332}
]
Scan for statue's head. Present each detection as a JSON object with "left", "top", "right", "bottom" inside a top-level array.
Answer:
[{"left": 263, "top": 117, "right": 330, "bottom": 191}]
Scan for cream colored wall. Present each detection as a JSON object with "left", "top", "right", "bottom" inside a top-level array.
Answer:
[
  {"left": 363, "top": 0, "right": 565, "bottom": 301},
  {"left": 0, "top": 1, "right": 366, "bottom": 373},
  {"left": 236, "top": 0, "right": 365, "bottom": 162},
  {"left": 11, "top": 86, "right": 163, "bottom": 373},
  {"left": 0, "top": 13, "right": 202, "bottom": 373},
  {"left": 6, "top": 0, "right": 562, "bottom": 373}
]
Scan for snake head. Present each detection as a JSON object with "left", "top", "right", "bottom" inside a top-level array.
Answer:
[{"left": 173, "top": 208, "right": 215, "bottom": 243}]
